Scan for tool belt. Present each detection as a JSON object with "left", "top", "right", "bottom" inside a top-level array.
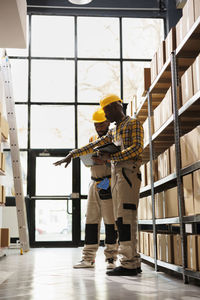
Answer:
[{"left": 91, "top": 175, "right": 112, "bottom": 200}]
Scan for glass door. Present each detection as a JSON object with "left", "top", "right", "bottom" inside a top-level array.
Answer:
[{"left": 29, "top": 149, "right": 80, "bottom": 247}]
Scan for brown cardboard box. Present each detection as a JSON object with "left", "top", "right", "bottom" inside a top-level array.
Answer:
[
  {"left": 181, "top": 66, "right": 194, "bottom": 106},
  {"left": 138, "top": 197, "right": 147, "bottom": 220},
  {"left": 144, "top": 232, "right": 150, "bottom": 256},
  {"left": 165, "top": 27, "right": 176, "bottom": 62},
  {"left": 165, "top": 234, "right": 173, "bottom": 263},
  {"left": 161, "top": 87, "right": 172, "bottom": 124},
  {"left": 157, "top": 234, "right": 166, "bottom": 261},
  {"left": 169, "top": 144, "right": 176, "bottom": 174},
  {"left": 192, "top": 54, "right": 200, "bottom": 94},
  {"left": 157, "top": 40, "right": 166, "bottom": 74},
  {"left": 164, "top": 187, "right": 179, "bottom": 218},
  {"left": 197, "top": 235, "right": 200, "bottom": 271},
  {"left": 146, "top": 160, "right": 158, "bottom": 185},
  {"left": 173, "top": 234, "right": 182, "bottom": 266},
  {"left": 181, "top": 126, "right": 200, "bottom": 168},
  {"left": 146, "top": 196, "right": 152, "bottom": 220},
  {"left": 194, "top": 0, "right": 200, "bottom": 20},
  {"left": 0, "top": 228, "right": 9, "bottom": 247},
  {"left": 176, "top": 17, "right": 184, "bottom": 48},
  {"left": 187, "top": 234, "right": 198, "bottom": 271},
  {"left": 140, "top": 231, "right": 144, "bottom": 253},
  {"left": 193, "top": 169, "right": 200, "bottom": 214},
  {"left": 144, "top": 68, "right": 151, "bottom": 93},
  {"left": 154, "top": 102, "right": 162, "bottom": 132},
  {"left": 0, "top": 185, "right": 2, "bottom": 203},
  {"left": 182, "top": 0, "right": 195, "bottom": 37},
  {"left": 149, "top": 232, "right": 154, "bottom": 258},
  {"left": 183, "top": 174, "right": 194, "bottom": 216},
  {"left": 158, "top": 149, "right": 170, "bottom": 180},
  {"left": 1, "top": 153, "right": 5, "bottom": 172},
  {"left": 155, "top": 192, "right": 164, "bottom": 219},
  {"left": 150, "top": 52, "right": 158, "bottom": 84},
  {"left": 140, "top": 164, "right": 146, "bottom": 188}
]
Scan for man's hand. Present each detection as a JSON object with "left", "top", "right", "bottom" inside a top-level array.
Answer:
[
  {"left": 97, "top": 151, "right": 111, "bottom": 161},
  {"left": 53, "top": 153, "right": 72, "bottom": 168}
]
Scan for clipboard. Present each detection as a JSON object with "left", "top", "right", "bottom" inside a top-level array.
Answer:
[{"left": 94, "top": 142, "right": 121, "bottom": 154}]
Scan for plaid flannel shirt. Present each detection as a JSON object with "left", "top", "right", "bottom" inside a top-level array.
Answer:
[{"left": 71, "top": 116, "right": 144, "bottom": 162}]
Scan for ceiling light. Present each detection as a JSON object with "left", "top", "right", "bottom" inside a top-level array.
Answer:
[{"left": 68, "top": 0, "right": 93, "bottom": 5}]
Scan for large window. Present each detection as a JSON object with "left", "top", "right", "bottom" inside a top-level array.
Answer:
[{"left": 6, "top": 15, "right": 164, "bottom": 243}]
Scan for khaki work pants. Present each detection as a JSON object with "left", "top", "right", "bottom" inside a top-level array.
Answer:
[
  {"left": 82, "top": 165, "right": 118, "bottom": 262},
  {"left": 111, "top": 159, "right": 142, "bottom": 269}
]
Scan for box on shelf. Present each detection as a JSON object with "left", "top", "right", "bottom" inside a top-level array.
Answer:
[
  {"left": 0, "top": 228, "right": 9, "bottom": 247},
  {"left": 149, "top": 232, "right": 154, "bottom": 258},
  {"left": 140, "top": 164, "right": 146, "bottom": 188},
  {"left": 181, "top": 66, "right": 194, "bottom": 106},
  {"left": 157, "top": 148, "right": 170, "bottom": 180},
  {"left": 143, "top": 117, "right": 154, "bottom": 146},
  {"left": 157, "top": 40, "right": 166, "bottom": 74},
  {"left": 187, "top": 234, "right": 198, "bottom": 271},
  {"left": 193, "top": 169, "right": 200, "bottom": 215},
  {"left": 165, "top": 27, "right": 176, "bottom": 62},
  {"left": 138, "top": 197, "right": 147, "bottom": 220},
  {"left": 144, "top": 68, "right": 151, "bottom": 94},
  {"left": 180, "top": 125, "right": 200, "bottom": 168},
  {"left": 173, "top": 234, "right": 182, "bottom": 266},
  {"left": 154, "top": 87, "right": 172, "bottom": 132},
  {"left": 194, "top": 0, "right": 200, "bottom": 20},
  {"left": 146, "top": 196, "right": 152, "bottom": 220},
  {"left": 155, "top": 192, "right": 164, "bottom": 219},
  {"left": 182, "top": 0, "right": 196, "bottom": 37},
  {"left": 169, "top": 144, "right": 176, "bottom": 174},
  {"left": 139, "top": 231, "right": 144, "bottom": 253},
  {"left": 183, "top": 174, "right": 194, "bottom": 216},
  {"left": 0, "top": 152, "right": 5, "bottom": 172},
  {"left": 144, "top": 232, "right": 150, "bottom": 256},
  {"left": 164, "top": 186, "right": 179, "bottom": 218},
  {"left": 192, "top": 54, "right": 200, "bottom": 94},
  {"left": 146, "top": 160, "right": 158, "bottom": 185},
  {"left": 176, "top": 17, "right": 184, "bottom": 48},
  {"left": 150, "top": 52, "right": 158, "bottom": 84}
]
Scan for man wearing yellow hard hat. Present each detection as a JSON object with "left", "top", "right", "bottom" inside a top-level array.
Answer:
[
  {"left": 73, "top": 107, "right": 118, "bottom": 269},
  {"left": 54, "top": 94, "right": 144, "bottom": 276}
]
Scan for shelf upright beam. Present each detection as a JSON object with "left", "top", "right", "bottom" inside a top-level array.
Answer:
[
  {"left": 170, "top": 51, "right": 188, "bottom": 284},
  {"left": 147, "top": 91, "right": 158, "bottom": 272}
]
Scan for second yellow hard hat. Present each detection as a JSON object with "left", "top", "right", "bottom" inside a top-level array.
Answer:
[{"left": 92, "top": 107, "right": 107, "bottom": 123}]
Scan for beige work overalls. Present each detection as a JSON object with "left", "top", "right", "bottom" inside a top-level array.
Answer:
[{"left": 82, "top": 163, "right": 118, "bottom": 262}]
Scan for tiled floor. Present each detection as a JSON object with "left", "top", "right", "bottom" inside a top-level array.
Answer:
[{"left": 0, "top": 247, "right": 200, "bottom": 300}]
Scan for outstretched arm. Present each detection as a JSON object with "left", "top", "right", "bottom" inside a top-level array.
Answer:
[{"left": 53, "top": 153, "right": 72, "bottom": 168}]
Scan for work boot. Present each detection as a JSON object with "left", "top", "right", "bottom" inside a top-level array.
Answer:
[
  {"left": 106, "top": 266, "right": 138, "bottom": 276},
  {"left": 73, "top": 260, "right": 95, "bottom": 269},
  {"left": 106, "top": 258, "right": 116, "bottom": 269},
  {"left": 137, "top": 267, "right": 142, "bottom": 273}
]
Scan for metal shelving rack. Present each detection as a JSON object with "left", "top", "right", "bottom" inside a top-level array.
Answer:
[{"left": 137, "top": 16, "right": 200, "bottom": 283}]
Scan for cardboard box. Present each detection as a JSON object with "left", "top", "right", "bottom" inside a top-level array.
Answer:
[
  {"left": 165, "top": 234, "right": 172, "bottom": 263},
  {"left": 140, "top": 164, "right": 146, "bottom": 188},
  {"left": 149, "top": 232, "right": 154, "bottom": 258},
  {"left": 0, "top": 228, "right": 9, "bottom": 247},
  {"left": 161, "top": 87, "right": 172, "bottom": 124},
  {"left": 150, "top": 52, "right": 158, "bottom": 84},
  {"left": 146, "top": 160, "right": 158, "bottom": 185},
  {"left": 157, "top": 234, "right": 166, "bottom": 261},
  {"left": 176, "top": 17, "right": 184, "bottom": 48},
  {"left": 154, "top": 102, "right": 162, "bottom": 132},
  {"left": 182, "top": 0, "right": 195, "bottom": 37},
  {"left": 187, "top": 234, "right": 198, "bottom": 271},
  {"left": 144, "top": 232, "right": 150, "bottom": 256},
  {"left": 157, "top": 40, "right": 166, "bottom": 74},
  {"left": 169, "top": 144, "right": 176, "bottom": 174},
  {"left": 139, "top": 231, "right": 144, "bottom": 253},
  {"left": 138, "top": 197, "right": 147, "bottom": 220},
  {"left": 197, "top": 235, "right": 200, "bottom": 271},
  {"left": 173, "top": 234, "right": 182, "bottom": 266},
  {"left": 155, "top": 192, "right": 164, "bottom": 219},
  {"left": 144, "top": 68, "right": 151, "bottom": 93},
  {"left": 194, "top": 0, "right": 200, "bottom": 20},
  {"left": 180, "top": 126, "right": 200, "bottom": 168},
  {"left": 165, "top": 27, "right": 176, "bottom": 62},
  {"left": 192, "top": 54, "right": 200, "bottom": 94},
  {"left": 146, "top": 196, "right": 152, "bottom": 220},
  {"left": 181, "top": 66, "right": 194, "bottom": 106},
  {"left": 193, "top": 169, "right": 200, "bottom": 214},
  {"left": 1, "top": 153, "right": 5, "bottom": 172},
  {"left": 164, "top": 187, "right": 179, "bottom": 218},
  {"left": 183, "top": 174, "right": 194, "bottom": 216},
  {"left": 158, "top": 149, "right": 170, "bottom": 180}
]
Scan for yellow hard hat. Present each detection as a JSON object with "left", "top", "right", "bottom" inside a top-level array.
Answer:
[
  {"left": 92, "top": 107, "right": 107, "bottom": 123},
  {"left": 100, "top": 94, "right": 122, "bottom": 109}
]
